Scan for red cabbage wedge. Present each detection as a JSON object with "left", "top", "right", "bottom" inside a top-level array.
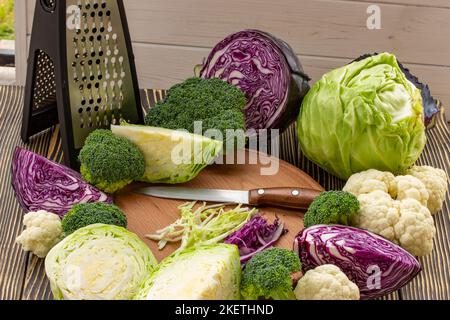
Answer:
[
  {"left": 12, "top": 147, "right": 112, "bottom": 217},
  {"left": 200, "top": 29, "right": 310, "bottom": 132},
  {"left": 224, "top": 215, "right": 286, "bottom": 264},
  {"left": 294, "top": 225, "right": 421, "bottom": 300}
]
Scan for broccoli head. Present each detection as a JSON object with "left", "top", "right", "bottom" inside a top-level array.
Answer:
[
  {"left": 62, "top": 202, "right": 127, "bottom": 235},
  {"left": 144, "top": 78, "right": 246, "bottom": 150},
  {"left": 240, "top": 248, "right": 301, "bottom": 300},
  {"left": 303, "top": 191, "right": 360, "bottom": 228},
  {"left": 79, "top": 129, "right": 145, "bottom": 193}
]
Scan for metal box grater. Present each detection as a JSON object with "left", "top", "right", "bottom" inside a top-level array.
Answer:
[{"left": 22, "top": 0, "right": 143, "bottom": 169}]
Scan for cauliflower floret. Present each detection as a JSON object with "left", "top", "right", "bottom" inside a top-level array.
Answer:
[
  {"left": 294, "top": 265, "right": 359, "bottom": 300},
  {"left": 343, "top": 169, "right": 397, "bottom": 198},
  {"left": 354, "top": 191, "right": 400, "bottom": 243},
  {"left": 406, "top": 166, "right": 448, "bottom": 214},
  {"left": 394, "top": 199, "right": 436, "bottom": 257},
  {"left": 395, "top": 175, "right": 429, "bottom": 207},
  {"left": 353, "top": 191, "right": 436, "bottom": 257},
  {"left": 16, "top": 210, "right": 63, "bottom": 258}
]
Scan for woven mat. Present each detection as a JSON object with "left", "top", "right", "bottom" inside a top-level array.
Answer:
[{"left": 0, "top": 85, "right": 448, "bottom": 300}]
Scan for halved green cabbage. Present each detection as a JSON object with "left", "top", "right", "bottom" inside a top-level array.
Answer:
[
  {"left": 135, "top": 244, "right": 241, "bottom": 300},
  {"left": 298, "top": 53, "right": 426, "bottom": 180},
  {"left": 45, "top": 224, "right": 157, "bottom": 300},
  {"left": 111, "top": 124, "right": 223, "bottom": 184}
]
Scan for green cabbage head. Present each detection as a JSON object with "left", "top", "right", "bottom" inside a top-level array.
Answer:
[
  {"left": 298, "top": 53, "right": 426, "bottom": 180},
  {"left": 45, "top": 224, "right": 157, "bottom": 300}
]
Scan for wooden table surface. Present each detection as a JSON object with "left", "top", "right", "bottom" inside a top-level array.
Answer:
[{"left": 0, "top": 86, "right": 448, "bottom": 300}]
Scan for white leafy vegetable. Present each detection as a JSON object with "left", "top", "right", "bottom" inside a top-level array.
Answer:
[
  {"left": 111, "top": 124, "right": 222, "bottom": 184},
  {"left": 45, "top": 224, "right": 157, "bottom": 300},
  {"left": 135, "top": 244, "right": 241, "bottom": 300}
]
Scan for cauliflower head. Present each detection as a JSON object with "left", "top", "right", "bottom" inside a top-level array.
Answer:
[
  {"left": 406, "top": 166, "right": 448, "bottom": 214},
  {"left": 16, "top": 210, "right": 63, "bottom": 258},
  {"left": 343, "top": 169, "right": 397, "bottom": 198},
  {"left": 353, "top": 191, "right": 436, "bottom": 256},
  {"left": 395, "top": 198, "right": 436, "bottom": 257},
  {"left": 294, "top": 265, "right": 360, "bottom": 300},
  {"left": 395, "top": 175, "right": 429, "bottom": 207}
]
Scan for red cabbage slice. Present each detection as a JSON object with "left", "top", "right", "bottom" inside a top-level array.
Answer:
[
  {"left": 11, "top": 147, "right": 112, "bottom": 217},
  {"left": 294, "top": 225, "right": 421, "bottom": 300},
  {"left": 224, "top": 215, "right": 287, "bottom": 264},
  {"left": 200, "top": 29, "right": 310, "bottom": 131},
  {"left": 353, "top": 53, "right": 439, "bottom": 127}
]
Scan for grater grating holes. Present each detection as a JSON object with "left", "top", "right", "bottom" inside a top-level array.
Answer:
[
  {"left": 32, "top": 50, "right": 57, "bottom": 110},
  {"left": 66, "top": 0, "right": 139, "bottom": 147}
]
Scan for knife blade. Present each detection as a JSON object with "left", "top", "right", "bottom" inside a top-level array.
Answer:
[{"left": 133, "top": 186, "right": 321, "bottom": 210}]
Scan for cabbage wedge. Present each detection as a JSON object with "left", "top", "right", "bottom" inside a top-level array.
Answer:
[
  {"left": 135, "top": 244, "right": 241, "bottom": 300},
  {"left": 45, "top": 224, "right": 157, "bottom": 300},
  {"left": 111, "top": 124, "right": 223, "bottom": 184}
]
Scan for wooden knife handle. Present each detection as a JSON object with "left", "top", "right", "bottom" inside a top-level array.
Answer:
[{"left": 249, "top": 188, "right": 322, "bottom": 210}]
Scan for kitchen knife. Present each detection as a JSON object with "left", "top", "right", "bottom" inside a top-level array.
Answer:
[{"left": 133, "top": 187, "right": 322, "bottom": 210}]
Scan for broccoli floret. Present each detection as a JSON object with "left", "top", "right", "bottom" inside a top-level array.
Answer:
[
  {"left": 303, "top": 191, "right": 360, "bottom": 228},
  {"left": 62, "top": 202, "right": 127, "bottom": 235},
  {"left": 240, "top": 248, "right": 301, "bottom": 300},
  {"left": 144, "top": 78, "right": 247, "bottom": 150},
  {"left": 79, "top": 129, "right": 145, "bottom": 193}
]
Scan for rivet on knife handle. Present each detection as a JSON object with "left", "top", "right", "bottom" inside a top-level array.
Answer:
[{"left": 248, "top": 188, "right": 321, "bottom": 210}]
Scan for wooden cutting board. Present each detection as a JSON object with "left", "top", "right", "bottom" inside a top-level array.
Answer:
[{"left": 115, "top": 149, "right": 324, "bottom": 262}]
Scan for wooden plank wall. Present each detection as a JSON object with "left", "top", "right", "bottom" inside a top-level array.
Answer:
[{"left": 23, "top": 0, "right": 450, "bottom": 119}]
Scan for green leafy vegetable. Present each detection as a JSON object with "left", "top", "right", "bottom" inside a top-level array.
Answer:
[
  {"left": 352, "top": 53, "right": 439, "bottom": 127},
  {"left": 79, "top": 130, "right": 145, "bottom": 193},
  {"left": 146, "top": 202, "right": 257, "bottom": 252},
  {"left": 45, "top": 224, "right": 157, "bottom": 300},
  {"left": 144, "top": 77, "right": 247, "bottom": 149},
  {"left": 135, "top": 244, "right": 241, "bottom": 300},
  {"left": 62, "top": 202, "right": 127, "bottom": 235},
  {"left": 303, "top": 191, "right": 360, "bottom": 228},
  {"left": 241, "top": 247, "right": 301, "bottom": 300},
  {"left": 298, "top": 52, "right": 426, "bottom": 179},
  {"left": 111, "top": 124, "right": 223, "bottom": 184}
]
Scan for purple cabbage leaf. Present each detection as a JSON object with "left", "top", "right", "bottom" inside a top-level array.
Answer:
[
  {"left": 11, "top": 147, "right": 112, "bottom": 217},
  {"left": 225, "top": 215, "right": 287, "bottom": 264},
  {"left": 294, "top": 225, "right": 421, "bottom": 300}
]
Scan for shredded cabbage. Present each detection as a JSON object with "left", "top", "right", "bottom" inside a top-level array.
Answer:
[{"left": 146, "top": 202, "right": 257, "bottom": 252}]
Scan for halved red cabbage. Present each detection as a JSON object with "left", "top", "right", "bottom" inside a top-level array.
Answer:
[
  {"left": 353, "top": 53, "right": 439, "bottom": 127},
  {"left": 11, "top": 147, "right": 112, "bottom": 217},
  {"left": 294, "top": 225, "right": 421, "bottom": 300},
  {"left": 200, "top": 29, "right": 310, "bottom": 131},
  {"left": 224, "top": 215, "right": 286, "bottom": 264}
]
